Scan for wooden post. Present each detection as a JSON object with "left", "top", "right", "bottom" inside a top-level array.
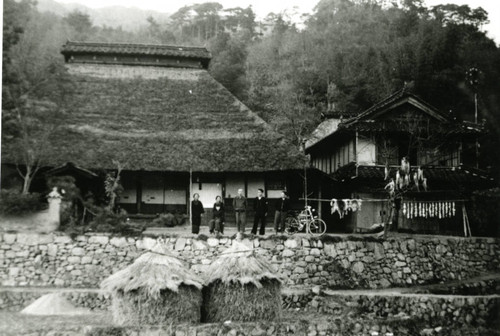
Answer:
[
  {"left": 383, "top": 202, "right": 393, "bottom": 239},
  {"left": 189, "top": 168, "right": 193, "bottom": 225},
  {"left": 136, "top": 171, "right": 142, "bottom": 214},
  {"left": 318, "top": 180, "right": 322, "bottom": 219},
  {"left": 462, "top": 203, "right": 467, "bottom": 237}
]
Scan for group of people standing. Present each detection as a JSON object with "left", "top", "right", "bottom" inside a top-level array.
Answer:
[{"left": 190, "top": 189, "right": 291, "bottom": 235}]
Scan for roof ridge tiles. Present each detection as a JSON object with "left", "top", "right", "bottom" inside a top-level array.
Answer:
[{"left": 64, "top": 40, "right": 209, "bottom": 51}]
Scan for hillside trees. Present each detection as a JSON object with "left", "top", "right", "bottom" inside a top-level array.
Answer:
[
  {"left": 2, "top": 0, "right": 73, "bottom": 194},
  {"left": 2, "top": 0, "right": 500, "bottom": 177},
  {"left": 244, "top": 0, "right": 500, "bottom": 177}
]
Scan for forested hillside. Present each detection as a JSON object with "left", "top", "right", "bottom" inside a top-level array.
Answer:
[{"left": 3, "top": 0, "right": 500, "bottom": 179}]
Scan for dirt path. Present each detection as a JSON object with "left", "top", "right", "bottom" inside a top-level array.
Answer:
[{"left": 3, "top": 272, "right": 499, "bottom": 298}]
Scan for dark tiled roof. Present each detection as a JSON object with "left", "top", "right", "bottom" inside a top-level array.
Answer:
[
  {"left": 44, "top": 162, "right": 98, "bottom": 178},
  {"left": 331, "top": 163, "right": 494, "bottom": 191},
  {"left": 341, "top": 88, "right": 451, "bottom": 127},
  {"left": 320, "top": 111, "right": 358, "bottom": 120},
  {"left": 307, "top": 89, "right": 484, "bottom": 151},
  {"left": 61, "top": 41, "right": 212, "bottom": 60},
  {"left": 1, "top": 66, "right": 303, "bottom": 172},
  {"left": 338, "top": 120, "right": 483, "bottom": 135}
]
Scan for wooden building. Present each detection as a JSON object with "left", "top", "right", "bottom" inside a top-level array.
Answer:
[
  {"left": 1, "top": 41, "right": 312, "bottom": 223},
  {"left": 305, "top": 89, "right": 495, "bottom": 234}
]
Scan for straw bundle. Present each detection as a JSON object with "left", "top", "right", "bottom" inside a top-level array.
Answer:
[
  {"left": 101, "top": 245, "right": 203, "bottom": 325},
  {"left": 202, "top": 242, "right": 282, "bottom": 322}
]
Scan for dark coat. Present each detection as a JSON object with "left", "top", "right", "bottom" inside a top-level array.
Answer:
[
  {"left": 254, "top": 197, "right": 268, "bottom": 215},
  {"left": 191, "top": 200, "right": 205, "bottom": 217},
  {"left": 213, "top": 202, "right": 225, "bottom": 221},
  {"left": 232, "top": 195, "right": 247, "bottom": 211},
  {"left": 275, "top": 197, "right": 290, "bottom": 212}
]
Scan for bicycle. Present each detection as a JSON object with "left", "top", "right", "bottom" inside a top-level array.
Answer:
[{"left": 284, "top": 205, "right": 327, "bottom": 236}]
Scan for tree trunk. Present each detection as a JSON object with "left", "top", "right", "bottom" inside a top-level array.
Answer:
[
  {"left": 21, "top": 166, "right": 32, "bottom": 194},
  {"left": 383, "top": 203, "right": 393, "bottom": 239}
]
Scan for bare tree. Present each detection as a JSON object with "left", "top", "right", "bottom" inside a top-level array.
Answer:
[
  {"left": 104, "top": 160, "right": 125, "bottom": 212},
  {"left": 2, "top": 63, "right": 70, "bottom": 194}
]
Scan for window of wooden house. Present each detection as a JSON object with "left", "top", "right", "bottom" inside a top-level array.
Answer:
[
  {"left": 376, "top": 138, "right": 398, "bottom": 165},
  {"left": 225, "top": 175, "right": 245, "bottom": 198},
  {"left": 267, "top": 177, "right": 286, "bottom": 198}
]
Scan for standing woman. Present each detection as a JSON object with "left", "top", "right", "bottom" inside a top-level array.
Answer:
[
  {"left": 191, "top": 193, "right": 204, "bottom": 234},
  {"left": 210, "top": 195, "right": 225, "bottom": 236}
]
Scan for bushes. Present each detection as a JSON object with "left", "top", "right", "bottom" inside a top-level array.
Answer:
[
  {"left": 469, "top": 188, "right": 500, "bottom": 237},
  {"left": 0, "top": 190, "right": 47, "bottom": 215},
  {"left": 151, "top": 213, "right": 178, "bottom": 227},
  {"left": 87, "top": 207, "right": 142, "bottom": 235},
  {"left": 60, "top": 206, "right": 143, "bottom": 238}
]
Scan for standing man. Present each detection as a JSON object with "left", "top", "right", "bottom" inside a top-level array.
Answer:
[
  {"left": 251, "top": 188, "right": 268, "bottom": 235},
  {"left": 233, "top": 188, "right": 247, "bottom": 233},
  {"left": 274, "top": 190, "right": 290, "bottom": 233},
  {"left": 191, "top": 193, "right": 204, "bottom": 234}
]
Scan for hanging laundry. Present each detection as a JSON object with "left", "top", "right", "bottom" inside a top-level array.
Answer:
[
  {"left": 344, "top": 199, "right": 352, "bottom": 212},
  {"left": 330, "top": 199, "right": 339, "bottom": 215},
  {"left": 401, "top": 157, "right": 410, "bottom": 175},
  {"left": 396, "top": 171, "right": 403, "bottom": 190},
  {"left": 338, "top": 200, "right": 346, "bottom": 219},
  {"left": 385, "top": 179, "right": 395, "bottom": 197},
  {"left": 404, "top": 174, "right": 410, "bottom": 187},
  {"left": 330, "top": 198, "right": 363, "bottom": 217},
  {"left": 418, "top": 167, "right": 424, "bottom": 181},
  {"left": 351, "top": 199, "right": 362, "bottom": 212}
]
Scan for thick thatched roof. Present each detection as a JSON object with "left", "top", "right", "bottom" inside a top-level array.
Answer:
[
  {"left": 2, "top": 62, "right": 304, "bottom": 172},
  {"left": 101, "top": 245, "right": 203, "bottom": 298},
  {"left": 204, "top": 242, "right": 281, "bottom": 287}
]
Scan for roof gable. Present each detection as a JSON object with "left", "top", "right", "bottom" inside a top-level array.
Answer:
[
  {"left": 344, "top": 90, "right": 451, "bottom": 126},
  {"left": 305, "top": 89, "right": 472, "bottom": 152}
]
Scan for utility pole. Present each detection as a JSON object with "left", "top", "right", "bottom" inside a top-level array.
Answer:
[
  {"left": 475, "top": 92, "right": 479, "bottom": 169},
  {"left": 302, "top": 140, "right": 308, "bottom": 208},
  {"left": 466, "top": 67, "right": 480, "bottom": 169}
]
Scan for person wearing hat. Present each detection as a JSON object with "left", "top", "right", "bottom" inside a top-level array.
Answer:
[{"left": 274, "top": 190, "right": 290, "bottom": 233}]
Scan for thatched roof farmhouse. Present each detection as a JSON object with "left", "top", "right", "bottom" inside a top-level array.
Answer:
[{"left": 1, "top": 41, "right": 308, "bottom": 219}]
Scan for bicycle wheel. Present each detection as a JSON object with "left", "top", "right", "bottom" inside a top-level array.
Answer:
[
  {"left": 308, "top": 218, "right": 327, "bottom": 236},
  {"left": 284, "top": 217, "right": 300, "bottom": 235}
]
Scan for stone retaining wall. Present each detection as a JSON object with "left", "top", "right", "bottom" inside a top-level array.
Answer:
[
  {"left": 5, "top": 297, "right": 500, "bottom": 336},
  {"left": 1, "top": 232, "right": 499, "bottom": 288}
]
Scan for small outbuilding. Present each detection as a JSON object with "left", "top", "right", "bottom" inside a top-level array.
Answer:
[
  {"left": 101, "top": 245, "right": 204, "bottom": 325},
  {"left": 202, "top": 242, "right": 282, "bottom": 322}
]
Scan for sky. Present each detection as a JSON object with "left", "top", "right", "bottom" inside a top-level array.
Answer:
[{"left": 48, "top": 0, "right": 500, "bottom": 43}]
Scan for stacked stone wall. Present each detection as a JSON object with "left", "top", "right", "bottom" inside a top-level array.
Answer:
[{"left": 1, "top": 233, "right": 499, "bottom": 288}]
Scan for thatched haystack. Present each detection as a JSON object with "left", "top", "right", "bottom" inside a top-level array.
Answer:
[
  {"left": 202, "top": 241, "right": 282, "bottom": 322},
  {"left": 101, "top": 245, "right": 203, "bottom": 326}
]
